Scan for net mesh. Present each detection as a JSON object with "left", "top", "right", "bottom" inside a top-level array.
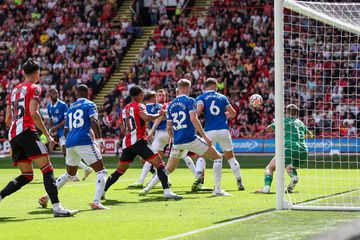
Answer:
[{"left": 283, "top": 1, "right": 360, "bottom": 209}]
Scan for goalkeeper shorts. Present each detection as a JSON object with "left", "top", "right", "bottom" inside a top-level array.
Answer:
[{"left": 285, "top": 148, "right": 308, "bottom": 168}]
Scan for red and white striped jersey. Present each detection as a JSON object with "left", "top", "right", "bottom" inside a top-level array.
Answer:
[
  {"left": 7, "top": 82, "right": 42, "bottom": 140},
  {"left": 121, "top": 101, "right": 147, "bottom": 148}
]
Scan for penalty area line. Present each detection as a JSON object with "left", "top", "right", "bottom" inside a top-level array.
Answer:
[{"left": 160, "top": 209, "right": 276, "bottom": 240}]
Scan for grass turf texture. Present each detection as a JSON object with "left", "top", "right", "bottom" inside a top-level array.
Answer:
[{"left": 0, "top": 156, "right": 359, "bottom": 240}]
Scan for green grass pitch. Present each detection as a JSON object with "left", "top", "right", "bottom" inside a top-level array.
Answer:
[{"left": 0, "top": 155, "right": 359, "bottom": 240}]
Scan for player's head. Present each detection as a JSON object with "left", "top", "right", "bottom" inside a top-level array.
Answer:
[
  {"left": 177, "top": 79, "right": 191, "bottom": 96},
  {"left": 76, "top": 84, "right": 89, "bottom": 99},
  {"left": 143, "top": 91, "right": 156, "bottom": 104},
  {"left": 203, "top": 78, "right": 218, "bottom": 91},
  {"left": 286, "top": 104, "right": 299, "bottom": 117},
  {"left": 130, "top": 85, "right": 144, "bottom": 102},
  {"left": 156, "top": 89, "right": 167, "bottom": 104},
  {"left": 22, "top": 58, "right": 40, "bottom": 83},
  {"left": 49, "top": 88, "right": 59, "bottom": 102}
]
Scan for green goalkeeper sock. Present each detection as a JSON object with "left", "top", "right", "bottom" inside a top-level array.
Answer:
[
  {"left": 288, "top": 169, "right": 298, "bottom": 178},
  {"left": 264, "top": 174, "right": 273, "bottom": 187}
]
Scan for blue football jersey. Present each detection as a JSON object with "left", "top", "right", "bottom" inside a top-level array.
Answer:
[
  {"left": 65, "top": 98, "right": 98, "bottom": 148},
  {"left": 196, "top": 90, "right": 231, "bottom": 131},
  {"left": 146, "top": 103, "right": 167, "bottom": 130},
  {"left": 167, "top": 95, "right": 197, "bottom": 144},
  {"left": 47, "top": 99, "right": 68, "bottom": 137}
]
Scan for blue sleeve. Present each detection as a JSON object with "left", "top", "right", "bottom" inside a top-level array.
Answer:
[
  {"left": 196, "top": 95, "right": 204, "bottom": 105},
  {"left": 188, "top": 98, "right": 197, "bottom": 112},
  {"left": 88, "top": 103, "right": 98, "bottom": 119}
]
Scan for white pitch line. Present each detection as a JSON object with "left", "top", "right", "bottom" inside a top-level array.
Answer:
[
  {"left": 162, "top": 190, "right": 360, "bottom": 240},
  {"left": 161, "top": 210, "right": 276, "bottom": 240}
]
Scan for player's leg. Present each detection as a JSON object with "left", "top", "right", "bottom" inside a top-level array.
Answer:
[
  {"left": 202, "top": 145, "right": 230, "bottom": 196},
  {"left": 255, "top": 156, "right": 276, "bottom": 194},
  {"left": 285, "top": 148, "right": 303, "bottom": 193},
  {"left": 0, "top": 162, "right": 34, "bottom": 201},
  {"left": 39, "top": 146, "right": 79, "bottom": 208},
  {"left": 147, "top": 155, "right": 182, "bottom": 200},
  {"left": 78, "top": 160, "right": 93, "bottom": 181},
  {"left": 140, "top": 155, "right": 181, "bottom": 194},
  {"left": 34, "top": 155, "right": 78, "bottom": 217},
  {"left": 77, "top": 144, "right": 108, "bottom": 210},
  {"left": 104, "top": 161, "right": 131, "bottom": 195},
  {"left": 183, "top": 154, "right": 197, "bottom": 176},
  {"left": 140, "top": 141, "right": 182, "bottom": 199},
  {"left": 286, "top": 165, "right": 298, "bottom": 193},
  {"left": 218, "top": 129, "right": 245, "bottom": 190},
  {"left": 129, "top": 158, "right": 151, "bottom": 188},
  {"left": 224, "top": 150, "right": 244, "bottom": 191}
]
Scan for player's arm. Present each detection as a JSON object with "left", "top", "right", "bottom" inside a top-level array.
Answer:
[
  {"left": 305, "top": 127, "right": 314, "bottom": 138},
  {"left": 52, "top": 119, "right": 66, "bottom": 132},
  {"left": 30, "top": 99, "right": 55, "bottom": 147},
  {"left": 167, "top": 120, "right": 174, "bottom": 141},
  {"left": 197, "top": 101, "right": 204, "bottom": 116},
  {"left": 266, "top": 123, "right": 275, "bottom": 132},
  {"left": 91, "top": 116, "right": 105, "bottom": 153},
  {"left": 5, "top": 105, "right": 11, "bottom": 128},
  {"left": 148, "top": 115, "right": 164, "bottom": 136},
  {"left": 190, "top": 111, "right": 212, "bottom": 146},
  {"left": 225, "top": 104, "right": 236, "bottom": 119},
  {"left": 139, "top": 108, "right": 164, "bottom": 122}
]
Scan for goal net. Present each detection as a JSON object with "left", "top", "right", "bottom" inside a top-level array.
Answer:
[{"left": 278, "top": 0, "right": 360, "bottom": 210}]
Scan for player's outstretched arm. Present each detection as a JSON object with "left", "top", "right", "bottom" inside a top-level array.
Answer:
[
  {"left": 140, "top": 109, "right": 164, "bottom": 122},
  {"left": 5, "top": 105, "right": 11, "bottom": 128},
  {"left": 148, "top": 115, "right": 165, "bottom": 136},
  {"left": 30, "top": 99, "right": 54, "bottom": 144},
  {"left": 266, "top": 124, "right": 275, "bottom": 132},
  {"left": 190, "top": 111, "right": 212, "bottom": 146}
]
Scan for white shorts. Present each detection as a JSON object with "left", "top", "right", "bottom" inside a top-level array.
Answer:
[
  {"left": 59, "top": 136, "right": 66, "bottom": 148},
  {"left": 206, "top": 129, "right": 233, "bottom": 152},
  {"left": 66, "top": 144, "right": 102, "bottom": 167},
  {"left": 152, "top": 130, "right": 169, "bottom": 151},
  {"left": 170, "top": 136, "right": 208, "bottom": 159}
]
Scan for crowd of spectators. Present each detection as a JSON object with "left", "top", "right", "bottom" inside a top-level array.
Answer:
[
  {"left": 1, "top": 0, "right": 359, "bottom": 140},
  {"left": 0, "top": 0, "right": 139, "bottom": 139}
]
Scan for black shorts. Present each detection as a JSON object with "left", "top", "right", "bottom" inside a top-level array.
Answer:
[
  {"left": 120, "top": 139, "right": 158, "bottom": 164},
  {"left": 10, "top": 128, "right": 48, "bottom": 166}
]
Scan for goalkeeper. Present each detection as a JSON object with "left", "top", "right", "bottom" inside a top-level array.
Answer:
[{"left": 255, "top": 104, "right": 313, "bottom": 194}]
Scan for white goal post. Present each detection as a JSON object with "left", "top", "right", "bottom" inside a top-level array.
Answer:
[{"left": 275, "top": 0, "right": 360, "bottom": 210}]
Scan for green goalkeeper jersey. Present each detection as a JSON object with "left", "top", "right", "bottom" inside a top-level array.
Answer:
[{"left": 270, "top": 117, "right": 308, "bottom": 150}]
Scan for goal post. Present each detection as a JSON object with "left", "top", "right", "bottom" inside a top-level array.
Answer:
[{"left": 275, "top": 0, "right": 360, "bottom": 210}]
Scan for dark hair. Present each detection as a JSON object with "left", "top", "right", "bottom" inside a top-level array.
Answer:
[
  {"left": 130, "top": 85, "right": 143, "bottom": 97},
  {"left": 77, "top": 84, "right": 89, "bottom": 98},
  {"left": 143, "top": 91, "right": 156, "bottom": 102},
  {"left": 49, "top": 88, "right": 58, "bottom": 94},
  {"left": 204, "top": 78, "right": 217, "bottom": 88},
  {"left": 23, "top": 58, "right": 40, "bottom": 75}
]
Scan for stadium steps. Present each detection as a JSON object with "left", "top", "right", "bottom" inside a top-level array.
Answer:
[
  {"left": 116, "top": 0, "right": 133, "bottom": 21},
  {"left": 93, "top": 26, "right": 155, "bottom": 107},
  {"left": 191, "top": 0, "right": 212, "bottom": 16}
]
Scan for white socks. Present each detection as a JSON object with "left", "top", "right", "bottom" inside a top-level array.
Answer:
[
  {"left": 138, "top": 161, "right": 152, "bottom": 185},
  {"left": 52, "top": 202, "right": 62, "bottom": 211},
  {"left": 213, "top": 159, "right": 222, "bottom": 192},
  {"left": 196, "top": 157, "right": 206, "bottom": 177},
  {"left": 144, "top": 175, "right": 160, "bottom": 191},
  {"left": 183, "top": 156, "right": 197, "bottom": 177},
  {"left": 94, "top": 169, "right": 107, "bottom": 204},
  {"left": 56, "top": 173, "right": 73, "bottom": 190},
  {"left": 78, "top": 161, "right": 88, "bottom": 171},
  {"left": 228, "top": 157, "right": 242, "bottom": 181}
]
